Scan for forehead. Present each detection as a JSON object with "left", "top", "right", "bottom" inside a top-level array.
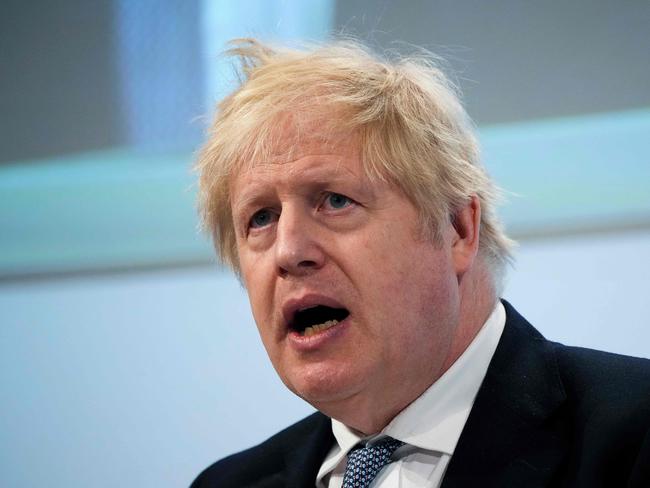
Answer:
[{"left": 229, "top": 124, "right": 365, "bottom": 195}]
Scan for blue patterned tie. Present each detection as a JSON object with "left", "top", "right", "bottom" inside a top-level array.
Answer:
[{"left": 342, "top": 437, "right": 404, "bottom": 488}]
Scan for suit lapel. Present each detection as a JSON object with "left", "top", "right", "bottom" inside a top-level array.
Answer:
[
  {"left": 283, "top": 412, "right": 334, "bottom": 488},
  {"left": 442, "top": 301, "right": 569, "bottom": 487}
]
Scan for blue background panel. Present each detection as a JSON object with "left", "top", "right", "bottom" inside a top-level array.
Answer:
[{"left": 2, "top": 108, "right": 649, "bottom": 278}]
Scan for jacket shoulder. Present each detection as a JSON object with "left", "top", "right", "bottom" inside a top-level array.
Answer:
[
  {"left": 494, "top": 301, "right": 650, "bottom": 485},
  {"left": 190, "top": 412, "right": 328, "bottom": 488},
  {"left": 552, "top": 342, "right": 650, "bottom": 404},
  {"left": 551, "top": 342, "right": 650, "bottom": 485}
]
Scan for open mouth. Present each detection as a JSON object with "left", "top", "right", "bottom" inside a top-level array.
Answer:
[{"left": 289, "top": 305, "right": 350, "bottom": 337}]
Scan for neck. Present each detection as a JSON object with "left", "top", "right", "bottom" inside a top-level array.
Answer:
[{"left": 441, "top": 261, "right": 496, "bottom": 374}]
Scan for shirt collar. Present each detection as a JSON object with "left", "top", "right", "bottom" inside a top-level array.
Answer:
[{"left": 323, "top": 301, "right": 505, "bottom": 472}]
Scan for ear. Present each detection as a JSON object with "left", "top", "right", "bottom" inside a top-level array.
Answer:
[{"left": 450, "top": 195, "right": 481, "bottom": 277}]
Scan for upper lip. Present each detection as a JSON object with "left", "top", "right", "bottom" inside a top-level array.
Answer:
[{"left": 281, "top": 293, "right": 348, "bottom": 330}]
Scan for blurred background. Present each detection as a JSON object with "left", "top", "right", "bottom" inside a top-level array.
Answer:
[{"left": 1, "top": 1, "right": 649, "bottom": 486}]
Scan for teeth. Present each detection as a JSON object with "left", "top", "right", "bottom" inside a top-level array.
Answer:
[{"left": 302, "top": 319, "right": 339, "bottom": 336}]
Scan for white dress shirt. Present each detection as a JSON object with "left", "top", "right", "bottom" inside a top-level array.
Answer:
[{"left": 316, "top": 301, "right": 506, "bottom": 488}]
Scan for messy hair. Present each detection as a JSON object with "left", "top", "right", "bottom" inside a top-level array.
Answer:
[{"left": 196, "top": 38, "right": 514, "bottom": 292}]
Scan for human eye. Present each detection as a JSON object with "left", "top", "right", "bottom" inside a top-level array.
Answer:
[
  {"left": 249, "top": 208, "right": 277, "bottom": 229},
  {"left": 321, "top": 192, "right": 354, "bottom": 210}
]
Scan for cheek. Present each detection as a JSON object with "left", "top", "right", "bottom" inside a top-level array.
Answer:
[
  {"left": 349, "top": 241, "right": 422, "bottom": 332},
  {"left": 239, "top": 251, "right": 276, "bottom": 329},
  {"left": 364, "top": 240, "right": 455, "bottom": 331}
]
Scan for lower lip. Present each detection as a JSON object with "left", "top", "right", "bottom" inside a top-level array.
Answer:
[{"left": 287, "top": 316, "right": 350, "bottom": 352}]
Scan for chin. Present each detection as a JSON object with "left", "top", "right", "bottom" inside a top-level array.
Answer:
[{"left": 281, "top": 361, "right": 367, "bottom": 408}]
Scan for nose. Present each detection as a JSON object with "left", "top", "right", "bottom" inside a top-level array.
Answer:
[{"left": 274, "top": 206, "right": 326, "bottom": 277}]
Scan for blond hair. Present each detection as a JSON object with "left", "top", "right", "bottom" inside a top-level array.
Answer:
[{"left": 197, "top": 38, "right": 514, "bottom": 292}]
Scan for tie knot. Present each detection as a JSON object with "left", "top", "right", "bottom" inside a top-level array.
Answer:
[{"left": 342, "top": 437, "right": 404, "bottom": 488}]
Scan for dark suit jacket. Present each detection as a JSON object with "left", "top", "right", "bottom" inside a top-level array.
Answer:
[{"left": 192, "top": 301, "right": 650, "bottom": 487}]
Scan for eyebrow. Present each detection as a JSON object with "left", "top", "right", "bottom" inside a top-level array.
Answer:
[
  {"left": 231, "top": 191, "right": 268, "bottom": 220},
  {"left": 231, "top": 161, "right": 374, "bottom": 216}
]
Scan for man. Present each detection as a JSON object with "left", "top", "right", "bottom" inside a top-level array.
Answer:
[{"left": 192, "top": 38, "right": 650, "bottom": 487}]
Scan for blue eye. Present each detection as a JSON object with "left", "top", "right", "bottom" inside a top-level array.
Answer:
[
  {"left": 249, "top": 209, "right": 274, "bottom": 228},
  {"left": 326, "top": 193, "right": 352, "bottom": 209}
]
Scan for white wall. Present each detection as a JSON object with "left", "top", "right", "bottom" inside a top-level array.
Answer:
[
  {"left": 0, "top": 269, "right": 311, "bottom": 487},
  {"left": 504, "top": 231, "right": 650, "bottom": 357},
  {"left": 1, "top": 231, "right": 649, "bottom": 487}
]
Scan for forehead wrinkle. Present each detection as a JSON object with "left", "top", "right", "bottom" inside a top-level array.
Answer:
[
  {"left": 240, "top": 151, "right": 360, "bottom": 185},
  {"left": 288, "top": 157, "right": 365, "bottom": 194}
]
